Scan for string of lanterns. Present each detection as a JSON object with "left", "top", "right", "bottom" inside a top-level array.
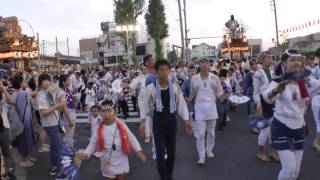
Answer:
[
  {"left": 0, "top": 51, "right": 39, "bottom": 59},
  {"left": 281, "top": 18, "right": 320, "bottom": 34}
]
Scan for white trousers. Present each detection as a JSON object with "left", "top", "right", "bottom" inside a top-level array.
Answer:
[
  {"left": 138, "top": 99, "right": 153, "bottom": 138},
  {"left": 63, "top": 109, "right": 76, "bottom": 147},
  {"left": 311, "top": 104, "right": 320, "bottom": 133},
  {"left": 190, "top": 112, "right": 198, "bottom": 136},
  {"left": 195, "top": 120, "right": 216, "bottom": 159},
  {"left": 277, "top": 150, "right": 304, "bottom": 180},
  {"left": 258, "top": 127, "right": 271, "bottom": 146},
  {"left": 145, "top": 116, "right": 153, "bottom": 139}
]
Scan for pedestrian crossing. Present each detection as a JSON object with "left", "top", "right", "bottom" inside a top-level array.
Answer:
[{"left": 76, "top": 100, "right": 141, "bottom": 123}]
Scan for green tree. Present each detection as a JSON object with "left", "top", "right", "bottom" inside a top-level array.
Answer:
[
  {"left": 145, "top": 0, "right": 169, "bottom": 60},
  {"left": 114, "top": 0, "right": 145, "bottom": 24},
  {"left": 114, "top": 0, "right": 145, "bottom": 66}
]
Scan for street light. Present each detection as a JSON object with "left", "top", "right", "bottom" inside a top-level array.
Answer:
[{"left": 116, "top": 24, "right": 139, "bottom": 78}]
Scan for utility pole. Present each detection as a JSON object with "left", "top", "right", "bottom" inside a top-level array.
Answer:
[
  {"left": 67, "top": 37, "right": 70, "bottom": 62},
  {"left": 177, "top": 0, "right": 185, "bottom": 58},
  {"left": 271, "top": 0, "right": 279, "bottom": 48},
  {"left": 56, "top": 37, "right": 60, "bottom": 74},
  {"left": 183, "top": 0, "right": 189, "bottom": 61},
  {"left": 37, "top": 32, "right": 40, "bottom": 72},
  {"left": 42, "top": 40, "right": 45, "bottom": 56}
]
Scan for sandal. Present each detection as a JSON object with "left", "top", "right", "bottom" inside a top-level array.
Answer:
[
  {"left": 257, "top": 154, "right": 271, "bottom": 162},
  {"left": 268, "top": 154, "right": 280, "bottom": 162}
]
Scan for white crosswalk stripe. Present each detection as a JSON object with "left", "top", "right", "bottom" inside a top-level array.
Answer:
[{"left": 77, "top": 100, "right": 140, "bottom": 123}]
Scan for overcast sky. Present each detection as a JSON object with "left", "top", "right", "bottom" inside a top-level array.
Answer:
[{"left": 2, "top": 0, "right": 320, "bottom": 56}]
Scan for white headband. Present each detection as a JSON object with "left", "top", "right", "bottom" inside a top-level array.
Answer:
[{"left": 284, "top": 49, "right": 301, "bottom": 57}]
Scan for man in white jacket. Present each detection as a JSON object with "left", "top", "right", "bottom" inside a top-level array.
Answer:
[{"left": 139, "top": 60, "right": 192, "bottom": 180}]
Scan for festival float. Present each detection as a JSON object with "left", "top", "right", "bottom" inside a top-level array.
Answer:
[
  {"left": 0, "top": 16, "right": 38, "bottom": 71},
  {"left": 221, "top": 15, "right": 250, "bottom": 61}
]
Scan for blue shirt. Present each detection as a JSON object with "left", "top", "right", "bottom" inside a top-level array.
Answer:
[{"left": 145, "top": 73, "right": 157, "bottom": 87}]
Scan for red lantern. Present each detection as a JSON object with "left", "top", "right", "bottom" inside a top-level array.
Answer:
[
  {"left": 318, "top": 19, "right": 320, "bottom": 24},
  {"left": 313, "top": 20, "right": 316, "bottom": 25},
  {"left": 309, "top": 22, "right": 312, "bottom": 26}
]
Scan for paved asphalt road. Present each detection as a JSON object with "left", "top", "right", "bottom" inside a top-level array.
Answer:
[{"left": 25, "top": 105, "right": 320, "bottom": 180}]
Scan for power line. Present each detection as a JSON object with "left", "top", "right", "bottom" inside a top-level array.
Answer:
[{"left": 163, "top": 0, "right": 180, "bottom": 27}]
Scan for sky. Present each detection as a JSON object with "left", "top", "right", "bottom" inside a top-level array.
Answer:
[{"left": 2, "top": 0, "right": 320, "bottom": 56}]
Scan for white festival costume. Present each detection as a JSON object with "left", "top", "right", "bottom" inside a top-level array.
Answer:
[
  {"left": 190, "top": 73, "right": 223, "bottom": 160},
  {"left": 193, "top": 73, "right": 223, "bottom": 121},
  {"left": 84, "top": 121, "right": 142, "bottom": 178}
]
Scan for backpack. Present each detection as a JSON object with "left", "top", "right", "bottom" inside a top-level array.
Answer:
[{"left": 8, "top": 95, "right": 27, "bottom": 142}]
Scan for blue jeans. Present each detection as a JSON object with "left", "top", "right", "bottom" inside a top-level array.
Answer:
[{"left": 44, "top": 125, "right": 63, "bottom": 169}]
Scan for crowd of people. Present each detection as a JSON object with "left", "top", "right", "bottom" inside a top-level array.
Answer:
[{"left": 1, "top": 48, "right": 320, "bottom": 180}]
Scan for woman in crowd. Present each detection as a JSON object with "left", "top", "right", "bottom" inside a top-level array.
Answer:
[
  {"left": 253, "top": 51, "right": 278, "bottom": 162},
  {"left": 37, "top": 73, "right": 65, "bottom": 176},
  {"left": 58, "top": 74, "right": 76, "bottom": 147},
  {"left": 11, "top": 75, "right": 37, "bottom": 167},
  {"left": 263, "top": 49, "right": 320, "bottom": 180}
]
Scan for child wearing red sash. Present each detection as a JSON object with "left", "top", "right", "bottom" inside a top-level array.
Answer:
[{"left": 76, "top": 100, "right": 146, "bottom": 180}]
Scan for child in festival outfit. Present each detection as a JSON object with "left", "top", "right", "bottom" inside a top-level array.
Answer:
[
  {"left": 90, "top": 104, "right": 102, "bottom": 138},
  {"left": 76, "top": 100, "right": 146, "bottom": 180}
]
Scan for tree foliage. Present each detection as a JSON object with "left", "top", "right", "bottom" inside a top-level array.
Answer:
[
  {"left": 114, "top": 0, "right": 145, "bottom": 24},
  {"left": 145, "top": 0, "right": 169, "bottom": 60},
  {"left": 114, "top": 0, "right": 145, "bottom": 66}
]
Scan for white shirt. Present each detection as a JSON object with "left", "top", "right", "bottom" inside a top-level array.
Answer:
[
  {"left": 84, "top": 121, "right": 141, "bottom": 175},
  {"left": 37, "top": 90, "right": 59, "bottom": 127},
  {"left": 70, "top": 74, "right": 77, "bottom": 91},
  {"left": 103, "top": 72, "right": 113, "bottom": 85},
  {"left": 176, "top": 67, "right": 188, "bottom": 81},
  {"left": 1, "top": 97, "right": 10, "bottom": 128},
  {"left": 230, "top": 71, "right": 243, "bottom": 94},
  {"left": 90, "top": 115, "right": 102, "bottom": 138},
  {"left": 263, "top": 77, "right": 320, "bottom": 129},
  {"left": 142, "top": 82, "right": 189, "bottom": 121},
  {"left": 130, "top": 74, "right": 145, "bottom": 100},
  {"left": 253, "top": 67, "right": 274, "bottom": 103},
  {"left": 190, "top": 73, "right": 223, "bottom": 121},
  {"left": 85, "top": 89, "right": 96, "bottom": 105}
]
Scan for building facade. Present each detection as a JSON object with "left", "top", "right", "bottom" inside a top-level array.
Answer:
[
  {"left": 287, "top": 32, "right": 320, "bottom": 53},
  {"left": 79, "top": 37, "right": 99, "bottom": 67},
  {"left": 191, "top": 43, "right": 218, "bottom": 59},
  {"left": 247, "top": 38, "right": 263, "bottom": 57},
  {"left": 99, "top": 22, "right": 125, "bottom": 67}
]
